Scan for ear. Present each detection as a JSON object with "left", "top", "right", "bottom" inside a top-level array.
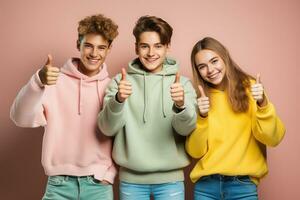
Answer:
[
  {"left": 135, "top": 43, "right": 138, "bottom": 55},
  {"left": 166, "top": 44, "right": 171, "bottom": 53},
  {"left": 76, "top": 39, "right": 81, "bottom": 51},
  {"left": 107, "top": 44, "right": 112, "bottom": 53}
]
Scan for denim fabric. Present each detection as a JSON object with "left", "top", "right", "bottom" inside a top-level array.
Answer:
[
  {"left": 120, "top": 181, "right": 184, "bottom": 200},
  {"left": 42, "top": 175, "right": 113, "bottom": 200},
  {"left": 194, "top": 174, "right": 258, "bottom": 200}
]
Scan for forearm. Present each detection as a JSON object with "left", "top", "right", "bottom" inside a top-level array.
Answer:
[
  {"left": 252, "top": 102, "right": 286, "bottom": 147},
  {"left": 10, "top": 71, "right": 46, "bottom": 127},
  {"left": 98, "top": 93, "right": 126, "bottom": 136}
]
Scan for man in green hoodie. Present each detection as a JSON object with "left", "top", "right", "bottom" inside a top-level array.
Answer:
[{"left": 98, "top": 16, "right": 197, "bottom": 200}]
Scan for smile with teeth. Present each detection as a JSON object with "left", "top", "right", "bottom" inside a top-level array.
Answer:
[
  {"left": 87, "top": 57, "right": 100, "bottom": 64},
  {"left": 145, "top": 57, "right": 158, "bottom": 63},
  {"left": 208, "top": 72, "right": 220, "bottom": 79}
]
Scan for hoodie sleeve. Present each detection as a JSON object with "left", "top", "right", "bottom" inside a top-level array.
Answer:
[
  {"left": 98, "top": 75, "right": 126, "bottom": 136},
  {"left": 102, "top": 163, "right": 117, "bottom": 184},
  {"left": 185, "top": 115, "right": 209, "bottom": 159},
  {"left": 172, "top": 79, "right": 197, "bottom": 136},
  {"left": 10, "top": 70, "right": 47, "bottom": 127},
  {"left": 251, "top": 98, "right": 285, "bottom": 147}
]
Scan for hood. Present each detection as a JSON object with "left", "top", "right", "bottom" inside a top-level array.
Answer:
[
  {"left": 127, "top": 57, "right": 179, "bottom": 122},
  {"left": 60, "top": 58, "right": 109, "bottom": 82},
  {"left": 60, "top": 58, "right": 109, "bottom": 115},
  {"left": 127, "top": 57, "right": 178, "bottom": 76}
]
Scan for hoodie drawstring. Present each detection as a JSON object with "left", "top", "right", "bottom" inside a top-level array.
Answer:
[
  {"left": 78, "top": 79, "right": 102, "bottom": 115},
  {"left": 143, "top": 74, "right": 147, "bottom": 123},
  {"left": 142, "top": 73, "right": 167, "bottom": 123},
  {"left": 162, "top": 74, "right": 166, "bottom": 118},
  {"left": 78, "top": 78, "right": 83, "bottom": 115},
  {"left": 96, "top": 80, "right": 102, "bottom": 109}
]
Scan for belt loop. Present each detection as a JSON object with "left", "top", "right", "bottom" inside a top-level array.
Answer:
[
  {"left": 87, "top": 175, "right": 91, "bottom": 181},
  {"left": 64, "top": 175, "right": 69, "bottom": 181}
]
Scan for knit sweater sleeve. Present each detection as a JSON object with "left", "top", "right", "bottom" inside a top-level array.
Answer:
[
  {"left": 10, "top": 71, "right": 47, "bottom": 127},
  {"left": 98, "top": 75, "right": 125, "bottom": 136},
  {"left": 252, "top": 100, "right": 285, "bottom": 147},
  {"left": 171, "top": 79, "right": 197, "bottom": 136},
  {"left": 185, "top": 115, "right": 209, "bottom": 159}
]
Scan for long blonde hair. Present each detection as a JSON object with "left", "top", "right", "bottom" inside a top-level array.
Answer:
[{"left": 191, "top": 37, "right": 252, "bottom": 112}]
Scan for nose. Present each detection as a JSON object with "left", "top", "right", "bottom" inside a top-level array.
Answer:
[
  {"left": 207, "top": 64, "right": 214, "bottom": 73},
  {"left": 91, "top": 47, "right": 98, "bottom": 57},
  {"left": 147, "top": 47, "right": 154, "bottom": 57}
]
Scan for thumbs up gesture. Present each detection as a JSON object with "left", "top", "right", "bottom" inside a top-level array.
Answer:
[
  {"left": 170, "top": 72, "right": 185, "bottom": 108},
  {"left": 251, "top": 74, "right": 266, "bottom": 106},
  {"left": 197, "top": 85, "right": 210, "bottom": 117},
  {"left": 38, "top": 54, "right": 60, "bottom": 86},
  {"left": 116, "top": 68, "right": 132, "bottom": 103}
]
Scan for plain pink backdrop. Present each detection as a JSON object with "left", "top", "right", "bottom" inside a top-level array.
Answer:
[{"left": 0, "top": 0, "right": 299, "bottom": 199}]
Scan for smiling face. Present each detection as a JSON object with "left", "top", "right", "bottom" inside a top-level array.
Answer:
[
  {"left": 78, "top": 33, "right": 111, "bottom": 77},
  {"left": 195, "top": 49, "right": 226, "bottom": 89},
  {"left": 136, "top": 31, "right": 169, "bottom": 73}
]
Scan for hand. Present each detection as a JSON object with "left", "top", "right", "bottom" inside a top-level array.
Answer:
[
  {"left": 38, "top": 54, "right": 60, "bottom": 85},
  {"left": 170, "top": 72, "right": 185, "bottom": 108},
  {"left": 116, "top": 68, "right": 132, "bottom": 103},
  {"left": 100, "top": 180, "right": 110, "bottom": 185},
  {"left": 251, "top": 74, "right": 267, "bottom": 106},
  {"left": 197, "top": 85, "right": 210, "bottom": 117}
]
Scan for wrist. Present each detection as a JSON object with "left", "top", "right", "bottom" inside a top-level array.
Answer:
[
  {"left": 257, "top": 94, "right": 268, "bottom": 107},
  {"left": 200, "top": 113, "right": 208, "bottom": 118},
  {"left": 116, "top": 93, "right": 124, "bottom": 103},
  {"left": 175, "top": 103, "right": 185, "bottom": 110}
]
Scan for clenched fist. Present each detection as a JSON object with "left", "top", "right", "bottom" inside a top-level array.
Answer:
[
  {"left": 251, "top": 74, "right": 267, "bottom": 107},
  {"left": 38, "top": 54, "right": 60, "bottom": 86},
  {"left": 116, "top": 68, "right": 132, "bottom": 103},
  {"left": 197, "top": 85, "right": 210, "bottom": 117},
  {"left": 170, "top": 72, "right": 185, "bottom": 108}
]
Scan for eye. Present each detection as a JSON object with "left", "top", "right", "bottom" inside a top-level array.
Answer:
[
  {"left": 212, "top": 59, "right": 218, "bottom": 64},
  {"left": 197, "top": 65, "right": 206, "bottom": 70},
  {"left": 155, "top": 44, "right": 163, "bottom": 48},
  {"left": 98, "top": 46, "right": 107, "bottom": 51},
  {"left": 139, "top": 45, "right": 148, "bottom": 49},
  {"left": 84, "top": 44, "right": 93, "bottom": 49}
]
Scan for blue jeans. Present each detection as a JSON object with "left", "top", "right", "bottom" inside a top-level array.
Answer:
[
  {"left": 120, "top": 181, "right": 184, "bottom": 200},
  {"left": 194, "top": 174, "right": 258, "bottom": 200},
  {"left": 42, "top": 175, "right": 113, "bottom": 200}
]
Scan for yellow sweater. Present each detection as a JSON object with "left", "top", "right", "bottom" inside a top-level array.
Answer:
[{"left": 186, "top": 88, "right": 285, "bottom": 184}]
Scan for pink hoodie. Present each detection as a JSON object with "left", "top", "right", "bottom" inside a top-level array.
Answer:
[{"left": 10, "top": 58, "right": 116, "bottom": 183}]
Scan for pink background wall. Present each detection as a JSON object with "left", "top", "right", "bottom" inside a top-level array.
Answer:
[{"left": 1, "top": 0, "right": 299, "bottom": 199}]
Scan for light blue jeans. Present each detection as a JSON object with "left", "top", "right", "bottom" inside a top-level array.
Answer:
[
  {"left": 194, "top": 174, "right": 258, "bottom": 200},
  {"left": 42, "top": 175, "right": 113, "bottom": 200},
  {"left": 120, "top": 181, "right": 185, "bottom": 200}
]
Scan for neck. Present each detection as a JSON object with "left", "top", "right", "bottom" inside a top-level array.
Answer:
[
  {"left": 208, "top": 79, "right": 226, "bottom": 91},
  {"left": 77, "top": 61, "right": 101, "bottom": 77}
]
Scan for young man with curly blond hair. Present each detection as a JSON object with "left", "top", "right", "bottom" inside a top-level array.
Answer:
[{"left": 10, "top": 14, "right": 118, "bottom": 200}]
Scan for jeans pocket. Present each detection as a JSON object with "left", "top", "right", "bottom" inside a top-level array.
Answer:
[
  {"left": 199, "top": 175, "right": 211, "bottom": 181},
  {"left": 235, "top": 176, "right": 254, "bottom": 185},
  {"left": 87, "top": 176, "right": 110, "bottom": 186},
  {"left": 47, "top": 176, "right": 66, "bottom": 186}
]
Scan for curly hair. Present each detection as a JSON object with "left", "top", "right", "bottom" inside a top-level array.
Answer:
[
  {"left": 77, "top": 14, "right": 118, "bottom": 49},
  {"left": 133, "top": 16, "right": 173, "bottom": 45}
]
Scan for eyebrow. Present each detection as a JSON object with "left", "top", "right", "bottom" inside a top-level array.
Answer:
[
  {"left": 196, "top": 56, "right": 218, "bottom": 67},
  {"left": 138, "top": 42, "right": 162, "bottom": 46},
  {"left": 84, "top": 42, "right": 108, "bottom": 48}
]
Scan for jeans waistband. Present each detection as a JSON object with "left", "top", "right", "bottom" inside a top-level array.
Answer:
[
  {"left": 205, "top": 174, "right": 249, "bottom": 181},
  {"left": 52, "top": 175, "right": 94, "bottom": 181}
]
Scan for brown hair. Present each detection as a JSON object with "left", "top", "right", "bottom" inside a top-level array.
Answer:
[
  {"left": 133, "top": 15, "right": 173, "bottom": 45},
  {"left": 77, "top": 14, "right": 118, "bottom": 49},
  {"left": 191, "top": 37, "right": 253, "bottom": 112}
]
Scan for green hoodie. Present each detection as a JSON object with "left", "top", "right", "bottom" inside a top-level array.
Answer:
[{"left": 98, "top": 58, "right": 197, "bottom": 184}]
